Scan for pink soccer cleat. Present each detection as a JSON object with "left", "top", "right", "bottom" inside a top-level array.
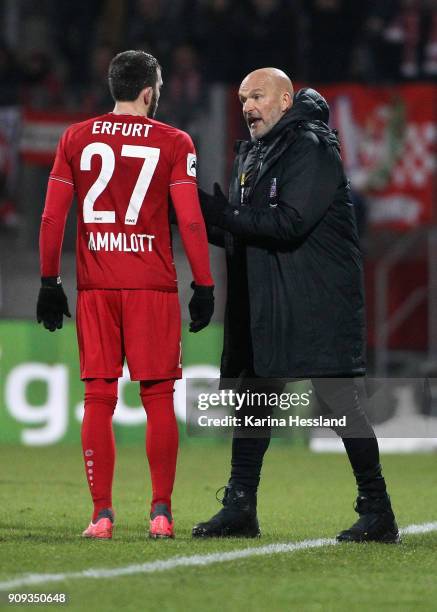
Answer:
[
  {"left": 149, "top": 503, "right": 175, "bottom": 539},
  {"left": 82, "top": 508, "right": 114, "bottom": 540}
]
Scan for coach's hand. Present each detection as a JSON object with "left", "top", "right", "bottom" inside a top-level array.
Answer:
[
  {"left": 198, "top": 183, "right": 228, "bottom": 227},
  {"left": 37, "top": 276, "right": 71, "bottom": 332},
  {"left": 189, "top": 282, "right": 214, "bottom": 333}
]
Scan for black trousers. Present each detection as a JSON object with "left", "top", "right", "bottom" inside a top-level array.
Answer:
[{"left": 230, "top": 374, "right": 386, "bottom": 496}]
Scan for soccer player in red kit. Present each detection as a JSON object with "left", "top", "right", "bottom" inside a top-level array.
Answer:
[{"left": 37, "top": 50, "right": 214, "bottom": 539}]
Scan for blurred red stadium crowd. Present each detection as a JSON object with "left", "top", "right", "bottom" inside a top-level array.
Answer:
[{"left": 0, "top": 0, "right": 436, "bottom": 117}]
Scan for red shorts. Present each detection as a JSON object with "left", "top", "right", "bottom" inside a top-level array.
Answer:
[{"left": 76, "top": 289, "right": 182, "bottom": 381}]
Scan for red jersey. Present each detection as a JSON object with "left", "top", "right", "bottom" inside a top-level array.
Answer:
[{"left": 46, "top": 112, "right": 210, "bottom": 290}]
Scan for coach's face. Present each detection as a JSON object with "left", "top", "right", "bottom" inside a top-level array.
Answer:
[{"left": 238, "top": 70, "right": 291, "bottom": 140}]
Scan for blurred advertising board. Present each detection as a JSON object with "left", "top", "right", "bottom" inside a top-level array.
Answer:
[
  {"left": 19, "top": 110, "right": 90, "bottom": 165},
  {"left": 0, "top": 321, "right": 221, "bottom": 446},
  {"left": 325, "top": 84, "right": 436, "bottom": 230}
]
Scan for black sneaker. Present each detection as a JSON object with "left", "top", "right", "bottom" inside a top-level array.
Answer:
[
  {"left": 192, "top": 485, "right": 261, "bottom": 538},
  {"left": 336, "top": 494, "right": 401, "bottom": 543}
]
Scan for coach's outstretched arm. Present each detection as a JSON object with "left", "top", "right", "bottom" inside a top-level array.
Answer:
[
  {"left": 196, "top": 191, "right": 226, "bottom": 248},
  {"left": 200, "top": 137, "right": 341, "bottom": 243},
  {"left": 37, "top": 177, "right": 73, "bottom": 331}
]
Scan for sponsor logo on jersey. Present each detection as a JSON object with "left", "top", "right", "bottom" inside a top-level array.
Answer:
[{"left": 187, "top": 153, "right": 197, "bottom": 177}]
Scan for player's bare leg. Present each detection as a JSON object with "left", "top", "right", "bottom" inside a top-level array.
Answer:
[
  {"left": 140, "top": 379, "right": 178, "bottom": 539},
  {"left": 81, "top": 378, "right": 117, "bottom": 539}
]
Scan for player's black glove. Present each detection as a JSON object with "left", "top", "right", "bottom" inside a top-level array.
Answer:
[
  {"left": 198, "top": 182, "right": 229, "bottom": 227},
  {"left": 189, "top": 282, "right": 214, "bottom": 333},
  {"left": 36, "top": 276, "right": 71, "bottom": 332}
]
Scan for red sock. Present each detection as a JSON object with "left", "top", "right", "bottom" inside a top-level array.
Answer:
[
  {"left": 140, "top": 380, "right": 178, "bottom": 515},
  {"left": 81, "top": 379, "right": 117, "bottom": 521}
]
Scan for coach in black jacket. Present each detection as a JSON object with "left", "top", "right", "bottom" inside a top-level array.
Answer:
[
  {"left": 193, "top": 68, "right": 399, "bottom": 543},
  {"left": 211, "top": 88, "right": 364, "bottom": 379}
]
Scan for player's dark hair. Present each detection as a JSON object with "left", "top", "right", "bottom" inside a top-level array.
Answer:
[{"left": 108, "top": 50, "right": 160, "bottom": 101}]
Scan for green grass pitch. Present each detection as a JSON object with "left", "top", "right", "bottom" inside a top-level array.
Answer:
[{"left": 0, "top": 443, "right": 436, "bottom": 611}]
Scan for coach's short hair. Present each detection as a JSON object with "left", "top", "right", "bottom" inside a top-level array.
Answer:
[{"left": 108, "top": 50, "right": 160, "bottom": 101}]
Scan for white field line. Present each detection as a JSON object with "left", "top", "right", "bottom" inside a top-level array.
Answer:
[{"left": 1, "top": 522, "right": 437, "bottom": 591}]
